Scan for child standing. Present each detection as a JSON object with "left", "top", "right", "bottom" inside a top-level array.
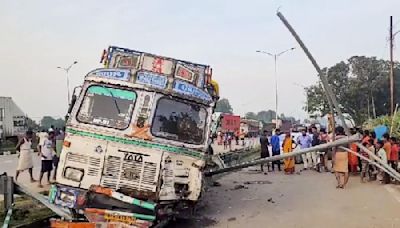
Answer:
[
  {"left": 38, "top": 131, "right": 55, "bottom": 188},
  {"left": 376, "top": 141, "right": 388, "bottom": 184}
]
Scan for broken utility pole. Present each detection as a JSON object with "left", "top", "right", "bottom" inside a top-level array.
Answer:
[
  {"left": 205, "top": 134, "right": 361, "bottom": 176},
  {"left": 390, "top": 16, "right": 395, "bottom": 115},
  {"left": 276, "top": 11, "right": 400, "bottom": 181}
]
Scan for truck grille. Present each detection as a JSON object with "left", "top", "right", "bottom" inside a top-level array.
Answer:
[
  {"left": 66, "top": 153, "right": 101, "bottom": 177},
  {"left": 101, "top": 155, "right": 158, "bottom": 192}
]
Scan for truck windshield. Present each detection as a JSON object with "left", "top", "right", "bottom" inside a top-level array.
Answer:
[
  {"left": 151, "top": 97, "right": 207, "bottom": 145},
  {"left": 77, "top": 85, "right": 136, "bottom": 129}
]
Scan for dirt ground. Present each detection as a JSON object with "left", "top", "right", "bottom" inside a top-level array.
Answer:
[{"left": 169, "top": 165, "right": 400, "bottom": 228}]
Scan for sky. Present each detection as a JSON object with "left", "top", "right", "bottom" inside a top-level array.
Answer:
[{"left": 1, "top": 0, "right": 399, "bottom": 121}]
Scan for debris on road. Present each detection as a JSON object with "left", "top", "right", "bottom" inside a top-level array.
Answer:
[
  {"left": 267, "top": 198, "right": 275, "bottom": 204},
  {"left": 212, "top": 181, "right": 221, "bottom": 187},
  {"left": 241, "top": 197, "right": 259, "bottom": 201},
  {"left": 228, "top": 217, "right": 236, "bottom": 222},
  {"left": 232, "top": 185, "right": 248, "bottom": 190},
  {"left": 244, "top": 180, "right": 272, "bottom": 185}
]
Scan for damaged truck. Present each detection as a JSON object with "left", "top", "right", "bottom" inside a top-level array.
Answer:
[{"left": 49, "top": 46, "right": 219, "bottom": 227}]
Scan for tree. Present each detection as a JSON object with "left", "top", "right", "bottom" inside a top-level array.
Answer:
[
  {"left": 215, "top": 98, "right": 233, "bottom": 114},
  {"left": 26, "top": 117, "right": 39, "bottom": 130},
  {"left": 256, "top": 110, "right": 276, "bottom": 123},
  {"left": 306, "top": 56, "right": 400, "bottom": 125},
  {"left": 40, "top": 116, "right": 65, "bottom": 130},
  {"left": 245, "top": 112, "right": 257, "bottom": 120}
]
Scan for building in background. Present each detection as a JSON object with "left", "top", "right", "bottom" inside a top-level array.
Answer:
[
  {"left": 240, "top": 119, "right": 262, "bottom": 137},
  {"left": 0, "top": 97, "right": 27, "bottom": 141}
]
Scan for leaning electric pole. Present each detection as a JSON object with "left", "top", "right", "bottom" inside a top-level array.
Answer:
[{"left": 390, "top": 16, "right": 394, "bottom": 115}]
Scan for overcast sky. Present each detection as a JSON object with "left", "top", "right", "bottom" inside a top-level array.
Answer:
[{"left": 1, "top": 0, "right": 399, "bottom": 121}]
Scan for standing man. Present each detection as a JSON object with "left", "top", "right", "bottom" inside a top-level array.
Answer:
[
  {"left": 270, "top": 129, "right": 281, "bottom": 171},
  {"left": 319, "top": 128, "right": 329, "bottom": 172},
  {"left": 53, "top": 128, "right": 65, "bottom": 181},
  {"left": 390, "top": 137, "right": 399, "bottom": 171},
  {"left": 259, "top": 130, "right": 270, "bottom": 173},
  {"left": 38, "top": 131, "right": 55, "bottom": 188},
  {"left": 37, "top": 129, "right": 48, "bottom": 154},
  {"left": 311, "top": 126, "right": 320, "bottom": 170},
  {"left": 382, "top": 133, "right": 391, "bottom": 183},
  {"left": 297, "top": 128, "right": 312, "bottom": 170},
  {"left": 240, "top": 129, "right": 246, "bottom": 146}
]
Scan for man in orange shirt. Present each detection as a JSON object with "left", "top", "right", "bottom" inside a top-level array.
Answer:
[
  {"left": 362, "top": 130, "right": 371, "bottom": 144},
  {"left": 383, "top": 133, "right": 392, "bottom": 161},
  {"left": 389, "top": 137, "right": 399, "bottom": 171}
]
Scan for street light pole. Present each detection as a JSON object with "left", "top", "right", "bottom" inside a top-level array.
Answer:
[
  {"left": 57, "top": 61, "right": 78, "bottom": 105},
  {"left": 256, "top": 48, "right": 295, "bottom": 129}
]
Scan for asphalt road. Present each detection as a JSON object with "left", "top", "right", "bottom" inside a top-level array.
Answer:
[
  {"left": 191, "top": 166, "right": 400, "bottom": 228},
  {"left": 0, "top": 153, "right": 50, "bottom": 192}
]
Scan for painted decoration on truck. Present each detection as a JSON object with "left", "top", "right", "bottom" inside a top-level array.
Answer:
[
  {"left": 108, "top": 49, "right": 141, "bottom": 69},
  {"left": 141, "top": 55, "right": 174, "bottom": 75},
  {"left": 136, "top": 71, "right": 168, "bottom": 89},
  {"left": 175, "top": 63, "right": 195, "bottom": 82},
  {"left": 125, "top": 93, "right": 154, "bottom": 141},
  {"left": 173, "top": 80, "right": 212, "bottom": 102},
  {"left": 92, "top": 69, "right": 131, "bottom": 81},
  {"left": 174, "top": 61, "right": 206, "bottom": 87}
]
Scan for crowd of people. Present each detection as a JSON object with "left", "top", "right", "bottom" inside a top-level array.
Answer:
[
  {"left": 15, "top": 126, "right": 65, "bottom": 188},
  {"left": 258, "top": 126, "right": 400, "bottom": 189},
  {"left": 214, "top": 129, "right": 256, "bottom": 151}
]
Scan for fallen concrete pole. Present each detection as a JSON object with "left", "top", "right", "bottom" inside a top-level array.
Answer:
[
  {"left": 276, "top": 11, "right": 400, "bottom": 183},
  {"left": 340, "top": 146, "right": 400, "bottom": 181},
  {"left": 205, "top": 134, "right": 361, "bottom": 176}
]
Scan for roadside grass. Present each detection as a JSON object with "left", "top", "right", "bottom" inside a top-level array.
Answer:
[{"left": 0, "top": 194, "right": 55, "bottom": 227}]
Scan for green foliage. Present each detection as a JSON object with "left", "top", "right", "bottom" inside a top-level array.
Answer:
[
  {"left": 245, "top": 112, "right": 257, "bottom": 120},
  {"left": 215, "top": 98, "right": 233, "bottom": 114},
  {"left": 40, "top": 116, "right": 65, "bottom": 130},
  {"left": 364, "top": 112, "right": 400, "bottom": 138},
  {"left": 26, "top": 117, "right": 39, "bottom": 130},
  {"left": 256, "top": 110, "right": 276, "bottom": 123},
  {"left": 306, "top": 56, "right": 400, "bottom": 125}
]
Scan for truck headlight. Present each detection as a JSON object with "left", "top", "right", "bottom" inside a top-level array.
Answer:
[{"left": 64, "top": 167, "right": 84, "bottom": 182}]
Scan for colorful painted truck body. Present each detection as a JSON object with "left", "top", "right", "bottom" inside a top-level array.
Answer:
[{"left": 50, "top": 46, "right": 218, "bottom": 227}]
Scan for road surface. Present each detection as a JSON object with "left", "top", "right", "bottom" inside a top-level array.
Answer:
[
  {"left": 0, "top": 153, "right": 50, "bottom": 193},
  {"left": 195, "top": 167, "right": 400, "bottom": 228}
]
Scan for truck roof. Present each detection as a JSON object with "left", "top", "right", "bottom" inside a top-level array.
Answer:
[{"left": 85, "top": 46, "right": 218, "bottom": 105}]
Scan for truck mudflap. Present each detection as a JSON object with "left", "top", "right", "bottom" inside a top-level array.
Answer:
[{"left": 49, "top": 185, "right": 157, "bottom": 224}]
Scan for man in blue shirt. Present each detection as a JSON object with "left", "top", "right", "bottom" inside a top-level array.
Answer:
[
  {"left": 270, "top": 129, "right": 281, "bottom": 171},
  {"left": 297, "top": 128, "right": 312, "bottom": 170}
]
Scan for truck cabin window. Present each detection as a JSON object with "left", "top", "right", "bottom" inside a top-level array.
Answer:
[
  {"left": 77, "top": 85, "right": 136, "bottom": 129},
  {"left": 151, "top": 98, "right": 207, "bottom": 144}
]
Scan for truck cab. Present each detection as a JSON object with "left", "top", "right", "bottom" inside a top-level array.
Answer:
[{"left": 50, "top": 46, "right": 218, "bottom": 226}]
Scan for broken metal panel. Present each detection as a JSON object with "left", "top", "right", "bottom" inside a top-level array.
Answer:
[{"left": 159, "top": 152, "right": 204, "bottom": 201}]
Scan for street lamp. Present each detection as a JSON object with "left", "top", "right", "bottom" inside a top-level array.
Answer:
[
  {"left": 256, "top": 47, "right": 295, "bottom": 129},
  {"left": 57, "top": 61, "right": 78, "bottom": 105}
]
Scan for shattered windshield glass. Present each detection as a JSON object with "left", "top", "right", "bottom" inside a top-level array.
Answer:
[
  {"left": 151, "top": 98, "right": 207, "bottom": 145},
  {"left": 77, "top": 85, "right": 136, "bottom": 129}
]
